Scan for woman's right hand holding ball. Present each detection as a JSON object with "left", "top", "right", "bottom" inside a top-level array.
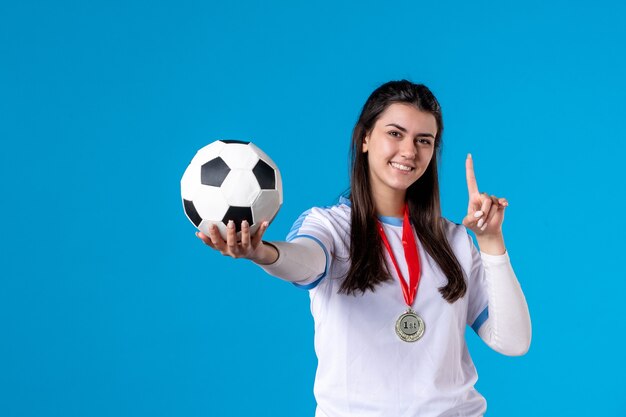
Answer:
[{"left": 196, "top": 220, "right": 278, "bottom": 264}]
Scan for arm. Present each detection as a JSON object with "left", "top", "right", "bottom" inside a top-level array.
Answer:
[
  {"left": 196, "top": 220, "right": 326, "bottom": 284},
  {"left": 462, "top": 154, "right": 531, "bottom": 355},
  {"left": 475, "top": 246, "right": 532, "bottom": 356},
  {"left": 254, "top": 238, "right": 326, "bottom": 284}
]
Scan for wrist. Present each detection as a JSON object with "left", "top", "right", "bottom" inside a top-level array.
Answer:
[
  {"left": 251, "top": 241, "right": 279, "bottom": 265},
  {"left": 476, "top": 233, "right": 506, "bottom": 255}
]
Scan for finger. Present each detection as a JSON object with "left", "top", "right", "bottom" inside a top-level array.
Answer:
[
  {"left": 498, "top": 197, "right": 508, "bottom": 207},
  {"left": 481, "top": 196, "right": 501, "bottom": 231},
  {"left": 477, "top": 193, "right": 492, "bottom": 228},
  {"left": 209, "top": 223, "right": 226, "bottom": 251},
  {"left": 240, "top": 220, "right": 251, "bottom": 252},
  {"left": 462, "top": 212, "right": 480, "bottom": 229},
  {"left": 196, "top": 231, "right": 216, "bottom": 249},
  {"left": 465, "top": 208, "right": 484, "bottom": 228},
  {"left": 466, "top": 153, "right": 479, "bottom": 197},
  {"left": 481, "top": 195, "right": 500, "bottom": 231},
  {"left": 251, "top": 221, "right": 269, "bottom": 247},
  {"left": 226, "top": 220, "right": 238, "bottom": 253}
]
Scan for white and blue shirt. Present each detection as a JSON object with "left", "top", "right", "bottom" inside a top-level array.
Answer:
[{"left": 287, "top": 197, "right": 489, "bottom": 417}]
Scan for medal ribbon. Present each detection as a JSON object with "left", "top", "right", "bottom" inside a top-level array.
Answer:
[{"left": 377, "top": 203, "right": 421, "bottom": 308}]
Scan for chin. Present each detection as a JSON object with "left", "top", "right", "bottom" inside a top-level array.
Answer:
[
  {"left": 389, "top": 179, "right": 416, "bottom": 191},
  {"left": 391, "top": 172, "right": 421, "bottom": 185}
]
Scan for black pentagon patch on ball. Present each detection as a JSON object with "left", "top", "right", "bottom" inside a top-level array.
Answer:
[
  {"left": 219, "top": 140, "right": 250, "bottom": 144},
  {"left": 252, "top": 159, "right": 276, "bottom": 189},
  {"left": 183, "top": 199, "right": 202, "bottom": 227},
  {"left": 201, "top": 157, "right": 230, "bottom": 186},
  {"left": 222, "top": 206, "right": 254, "bottom": 233}
]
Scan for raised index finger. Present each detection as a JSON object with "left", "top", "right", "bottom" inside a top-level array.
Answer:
[{"left": 466, "top": 153, "right": 479, "bottom": 196}]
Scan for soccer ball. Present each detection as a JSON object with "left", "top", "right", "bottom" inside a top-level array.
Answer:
[{"left": 181, "top": 140, "right": 283, "bottom": 240}]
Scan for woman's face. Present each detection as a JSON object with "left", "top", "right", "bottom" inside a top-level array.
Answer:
[{"left": 362, "top": 103, "right": 437, "bottom": 203}]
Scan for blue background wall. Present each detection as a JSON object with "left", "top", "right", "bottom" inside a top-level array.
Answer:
[{"left": 1, "top": 0, "right": 625, "bottom": 415}]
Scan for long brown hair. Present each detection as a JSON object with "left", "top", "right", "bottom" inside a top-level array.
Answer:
[{"left": 339, "top": 80, "right": 466, "bottom": 303}]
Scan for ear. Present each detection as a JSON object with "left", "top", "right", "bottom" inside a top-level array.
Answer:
[{"left": 362, "top": 135, "right": 369, "bottom": 153}]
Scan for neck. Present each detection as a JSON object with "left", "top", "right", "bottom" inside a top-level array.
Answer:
[{"left": 373, "top": 189, "right": 406, "bottom": 218}]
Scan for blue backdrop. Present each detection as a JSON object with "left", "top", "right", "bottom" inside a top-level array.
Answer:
[{"left": 2, "top": 0, "right": 625, "bottom": 416}]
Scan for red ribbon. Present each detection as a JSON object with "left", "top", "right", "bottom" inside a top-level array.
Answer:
[{"left": 377, "top": 203, "right": 421, "bottom": 307}]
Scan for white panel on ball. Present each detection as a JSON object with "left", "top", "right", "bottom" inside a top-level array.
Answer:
[
  {"left": 252, "top": 189, "right": 282, "bottom": 224},
  {"left": 275, "top": 165, "right": 283, "bottom": 204},
  {"left": 190, "top": 140, "right": 225, "bottom": 165},
  {"left": 248, "top": 142, "right": 274, "bottom": 163},
  {"left": 219, "top": 143, "right": 259, "bottom": 170},
  {"left": 220, "top": 169, "right": 261, "bottom": 206},
  {"left": 193, "top": 185, "right": 230, "bottom": 221},
  {"left": 198, "top": 219, "right": 228, "bottom": 240},
  {"left": 180, "top": 162, "right": 201, "bottom": 200}
]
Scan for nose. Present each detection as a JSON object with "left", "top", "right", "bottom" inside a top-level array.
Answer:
[{"left": 400, "top": 139, "right": 416, "bottom": 159}]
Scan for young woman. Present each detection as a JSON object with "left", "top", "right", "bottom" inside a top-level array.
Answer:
[{"left": 196, "top": 80, "right": 531, "bottom": 417}]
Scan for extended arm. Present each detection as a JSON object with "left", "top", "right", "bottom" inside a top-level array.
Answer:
[
  {"left": 255, "top": 238, "right": 327, "bottom": 284},
  {"left": 196, "top": 220, "right": 327, "bottom": 285}
]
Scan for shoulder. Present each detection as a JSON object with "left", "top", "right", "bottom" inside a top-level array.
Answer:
[
  {"left": 286, "top": 197, "right": 351, "bottom": 242},
  {"left": 440, "top": 217, "right": 474, "bottom": 258},
  {"left": 440, "top": 217, "right": 469, "bottom": 241},
  {"left": 438, "top": 218, "right": 485, "bottom": 282},
  {"left": 311, "top": 198, "right": 352, "bottom": 221}
]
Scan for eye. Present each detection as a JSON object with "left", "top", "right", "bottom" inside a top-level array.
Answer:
[
  {"left": 388, "top": 131, "right": 401, "bottom": 138},
  {"left": 416, "top": 138, "right": 432, "bottom": 145}
]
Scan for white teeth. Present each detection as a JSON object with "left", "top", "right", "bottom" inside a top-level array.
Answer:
[{"left": 389, "top": 162, "right": 413, "bottom": 171}]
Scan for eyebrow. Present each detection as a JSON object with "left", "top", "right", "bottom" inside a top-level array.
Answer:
[{"left": 385, "top": 123, "right": 435, "bottom": 138}]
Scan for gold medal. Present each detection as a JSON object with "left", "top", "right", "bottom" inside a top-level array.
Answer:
[{"left": 395, "top": 308, "right": 425, "bottom": 342}]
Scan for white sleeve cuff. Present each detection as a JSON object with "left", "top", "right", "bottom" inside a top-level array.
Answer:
[{"left": 479, "top": 250, "right": 510, "bottom": 264}]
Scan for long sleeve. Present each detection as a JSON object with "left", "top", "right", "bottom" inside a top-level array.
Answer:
[
  {"left": 256, "top": 237, "right": 327, "bottom": 285},
  {"left": 476, "top": 250, "right": 532, "bottom": 356}
]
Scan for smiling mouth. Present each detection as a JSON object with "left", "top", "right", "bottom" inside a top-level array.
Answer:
[{"left": 389, "top": 162, "right": 415, "bottom": 172}]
